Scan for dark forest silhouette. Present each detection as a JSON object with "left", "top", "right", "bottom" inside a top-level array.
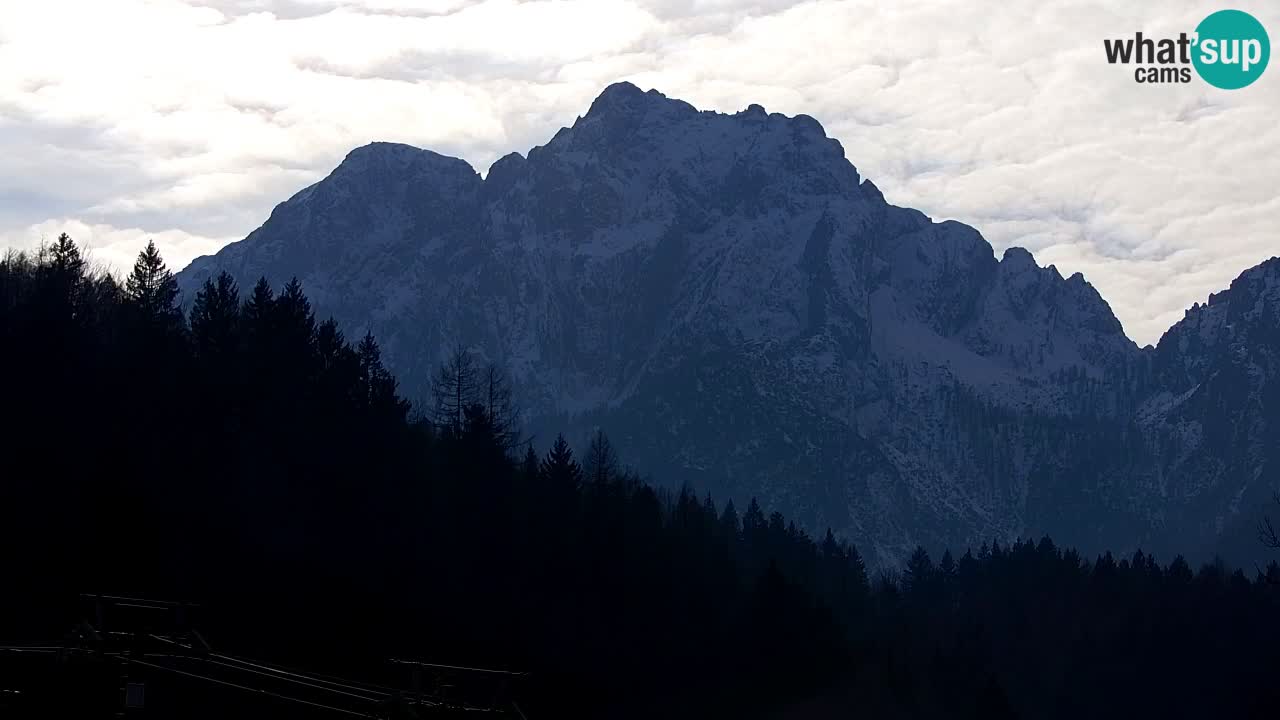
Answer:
[{"left": 1, "top": 235, "right": 1279, "bottom": 719}]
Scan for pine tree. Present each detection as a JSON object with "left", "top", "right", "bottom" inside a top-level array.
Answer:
[
  {"left": 958, "top": 548, "right": 978, "bottom": 581},
  {"left": 45, "top": 233, "right": 86, "bottom": 312},
  {"left": 359, "top": 332, "right": 408, "bottom": 421},
  {"left": 845, "top": 543, "right": 869, "bottom": 596},
  {"left": 939, "top": 549, "right": 956, "bottom": 578},
  {"left": 1167, "top": 555, "right": 1193, "bottom": 585},
  {"left": 315, "top": 318, "right": 360, "bottom": 408},
  {"left": 49, "top": 232, "right": 84, "bottom": 278},
  {"left": 539, "top": 433, "right": 582, "bottom": 492},
  {"left": 125, "top": 240, "right": 182, "bottom": 330},
  {"left": 719, "top": 499, "right": 740, "bottom": 543},
  {"left": 243, "top": 277, "right": 275, "bottom": 335},
  {"left": 32, "top": 233, "right": 91, "bottom": 339},
  {"left": 316, "top": 318, "right": 347, "bottom": 370},
  {"left": 190, "top": 272, "right": 240, "bottom": 360},
  {"left": 674, "top": 485, "right": 699, "bottom": 531},
  {"left": 275, "top": 277, "right": 316, "bottom": 352},
  {"left": 521, "top": 443, "right": 539, "bottom": 481},
  {"left": 768, "top": 511, "right": 786, "bottom": 545},
  {"left": 584, "top": 429, "right": 618, "bottom": 487},
  {"left": 902, "top": 546, "right": 934, "bottom": 597},
  {"left": 359, "top": 332, "right": 383, "bottom": 396},
  {"left": 432, "top": 345, "right": 477, "bottom": 437},
  {"left": 821, "top": 529, "right": 840, "bottom": 561},
  {"left": 743, "top": 498, "right": 767, "bottom": 540},
  {"left": 481, "top": 364, "right": 519, "bottom": 449}
]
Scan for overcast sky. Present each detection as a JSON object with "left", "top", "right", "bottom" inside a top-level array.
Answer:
[{"left": 1, "top": 1, "right": 1276, "bottom": 346}]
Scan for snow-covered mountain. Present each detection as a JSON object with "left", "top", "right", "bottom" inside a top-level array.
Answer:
[{"left": 178, "top": 82, "right": 1279, "bottom": 567}]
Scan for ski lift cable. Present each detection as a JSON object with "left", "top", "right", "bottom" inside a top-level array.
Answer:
[
  {"left": 144, "top": 632, "right": 399, "bottom": 696},
  {"left": 146, "top": 633, "right": 193, "bottom": 649},
  {"left": 1, "top": 646, "right": 473, "bottom": 714},
  {"left": 388, "top": 658, "right": 529, "bottom": 676},
  {"left": 145, "top": 635, "right": 515, "bottom": 712},
  {"left": 80, "top": 594, "right": 199, "bottom": 608},
  {"left": 120, "top": 656, "right": 377, "bottom": 719},
  {"left": 209, "top": 651, "right": 406, "bottom": 695},
  {"left": 204, "top": 654, "right": 447, "bottom": 708},
  {"left": 190, "top": 655, "right": 389, "bottom": 702},
  {"left": 147, "top": 633, "right": 418, "bottom": 701}
]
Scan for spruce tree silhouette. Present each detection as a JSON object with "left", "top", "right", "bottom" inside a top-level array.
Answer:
[
  {"left": 539, "top": 433, "right": 582, "bottom": 492},
  {"left": 583, "top": 429, "right": 618, "bottom": 489},
  {"left": 718, "top": 498, "right": 740, "bottom": 542},
  {"left": 125, "top": 239, "right": 182, "bottom": 332},
  {"left": 521, "top": 443, "right": 539, "bottom": 482},
  {"left": 190, "top": 272, "right": 240, "bottom": 361}
]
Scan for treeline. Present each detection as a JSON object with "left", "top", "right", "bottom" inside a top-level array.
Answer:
[{"left": 1, "top": 236, "right": 1278, "bottom": 719}]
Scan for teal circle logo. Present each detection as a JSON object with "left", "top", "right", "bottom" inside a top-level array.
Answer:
[{"left": 1192, "top": 10, "right": 1270, "bottom": 89}]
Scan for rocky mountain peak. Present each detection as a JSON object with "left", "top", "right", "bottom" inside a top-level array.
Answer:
[
  {"left": 176, "top": 85, "right": 1278, "bottom": 570},
  {"left": 1000, "top": 245, "right": 1037, "bottom": 271},
  {"left": 335, "top": 142, "right": 476, "bottom": 179},
  {"left": 583, "top": 81, "right": 683, "bottom": 117},
  {"left": 544, "top": 83, "right": 859, "bottom": 191},
  {"left": 1154, "top": 255, "right": 1280, "bottom": 390}
]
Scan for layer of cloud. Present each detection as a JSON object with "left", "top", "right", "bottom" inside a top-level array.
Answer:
[
  {"left": 0, "top": 218, "right": 234, "bottom": 278},
  {"left": 0, "top": 0, "right": 1276, "bottom": 346}
]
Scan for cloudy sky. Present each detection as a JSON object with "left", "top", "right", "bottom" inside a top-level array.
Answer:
[{"left": 1, "top": 0, "right": 1276, "bottom": 346}]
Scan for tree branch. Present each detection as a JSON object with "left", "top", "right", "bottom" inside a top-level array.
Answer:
[{"left": 1260, "top": 491, "right": 1280, "bottom": 550}]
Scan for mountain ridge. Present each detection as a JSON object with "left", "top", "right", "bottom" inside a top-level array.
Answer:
[{"left": 178, "top": 82, "right": 1279, "bottom": 567}]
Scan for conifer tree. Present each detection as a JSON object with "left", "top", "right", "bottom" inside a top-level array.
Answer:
[
  {"left": 190, "top": 272, "right": 240, "bottom": 360},
  {"left": 845, "top": 542, "right": 869, "bottom": 596},
  {"left": 539, "top": 433, "right": 582, "bottom": 492},
  {"left": 432, "top": 345, "right": 477, "bottom": 437},
  {"left": 939, "top": 549, "right": 956, "bottom": 579},
  {"left": 768, "top": 511, "right": 786, "bottom": 540},
  {"left": 742, "top": 497, "right": 767, "bottom": 540},
  {"left": 243, "top": 277, "right": 275, "bottom": 337},
  {"left": 822, "top": 528, "right": 840, "bottom": 561},
  {"left": 49, "top": 232, "right": 84, "bottom": 278},
  {"left": 359, "top": 332, "right": 384, "bottom": 394},
  {"left": 31, "top": 233, "right": 91, "bottom": 343},
  {"left": 701, "top": 493, "right": 717, "bottom": 535},
  {"left": 275, "top": 277, "right": 316, "bottom": 353},
  {"left": 125, "top": 240, "right": 181, "bottom": 330},
  {"left": 481, "top": 364, "right": 519, "bottom": 449},
  {"left": 719, "top": 499, "right": 740, "bottom": 543},
  {"left": 584, "top": 429, "right": 618, "bottom": 488},
  {"left": 902, "top": 546, "right": 934, "bottom": 597},
  {"left": 45, "top": 233, "right": 86, "bottom": 312},
  {"left": 522, "top": 443, "right": 539, "bottom": 481},
  {"left": 359, "top": 331, "right": 408, "bottom": 421},
  {"left": 316, "top": 318, "right": 347, "bottom": 370}
]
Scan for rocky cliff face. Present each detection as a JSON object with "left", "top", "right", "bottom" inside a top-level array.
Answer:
[{"left": 178, "top": 83, "right": 1279, "bottom": 567}]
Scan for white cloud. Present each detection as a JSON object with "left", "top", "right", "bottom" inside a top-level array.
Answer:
[
  {"left": 0, "top": 0, "right": 1276, "bottom": 345},
  {"left": 0, "top": 218, "right": 234, "bottom": 281}
]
